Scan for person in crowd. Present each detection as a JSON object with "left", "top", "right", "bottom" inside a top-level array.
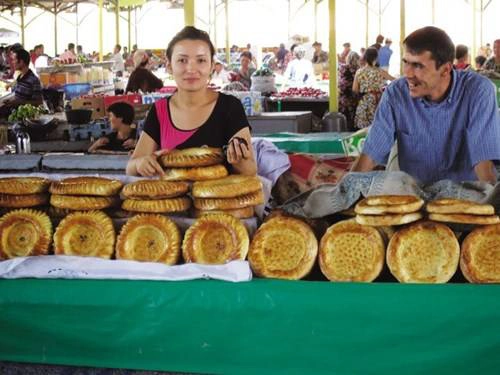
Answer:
[
  {"left": 352, "top": 47, "right": 394, "bottom": 128},
  {"left": 475, "top": 55, "right": 487, "bottom": 70},
  {"left": 483, "top": 39, "right": 500, "bottom": 74},
  {"left": 0, "top": 47, "right": 6, "bottom": 71},
  {"left": 339, "top": 51, "right": 361, "bottom": 129},
  {"left": 30, "top": 45, "right": 41, "bottom": 65},
  {"left": 126, "top": 26, "right": 257, "bottom": 177},
  {"left": 283, "top": 45, "right": 315, "bottom": 87},
  {"left": 378, "top": 38, "right": 393, "bottom": 71},
  {"left": 478, "top": 43, "right": 492, "bottom": 58},
  {"left": 351, "top": 27, "right": 500, "bottom": 184},
  {"left": 359, "top": 47, "right": 367, "bottom": 67},
  {"left": 454, "top": 44, "right": 470, "bottom": 70},
  {"left": 281, "top": 43, "right": 297, "bottom": 73},
  {"left": 371, "top": 35, "right": 384, "bottom": 50},
  {"left": 2, "top": 44, "right": 23, "bottom": 79},
  {"left": 122, "top": 46, "right": 129, "bottom": 60},
  {"left": 125, "top": 49, "right": 163, "bottom": 93},
  {"left": 276, "top": 43, "right": 288, "bottom": 69},
  {"left": 338, "top": 42, "right": 351, "bottom": 64},
  {"left": 232, "top": 51, "right": 256, "bottom": 90},
  {"left": 312, "top": 41, "right": 328, "bottom": 65},
  {"left": 111, "top": 44, "right": 125, "bottom": 77},
  {"left": 211, "top": 59, "right": 230, "bottom": 85},
  {"left": 59, "top": 43, "right": 77, "bottom": 63},
  {"left": 89, "top": 102, "right": 137, "bottom": 154}
]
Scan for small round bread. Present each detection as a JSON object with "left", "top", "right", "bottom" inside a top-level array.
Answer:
[
  {"left": 0, "top": 177, "right": 50, "bottom": 195},
  {"left": 319, "top": 219, "right": 385, "bottom": 282},
  {"left": 122, "top": 197, "right": 191, "bottom": 213},
  {"left": 159, "top": 147, "right": 223, "bottom": 168},
  {"left": 249, "top": 216, "right": 318, "bottom": 280},
  {"left": 53, "top": 210, "right": 115, "bottom": 258},
  {"left": 182, "top": 213, "right": 249, "bottom": 264},
  {"left": 426, "top": 198, "right": 495, "bottom": 215},
  {"left": 429, "top": 213, "right": 500, "bottom": 225},
  {"left": 0, "top": 209, "right": 52, "bottom": 259},
  {"left": 194, "top": 190, "right": 264, "bottom": 210},
  {"left": 363, "top": 195, "right": 423, "bottom": 206},
  {"left": 193, "top": 206, "right": 255, "bottom": 219},
  {"left": 355, "top": 195, "right": 424, "bottom": 215},
  {"left": 116, "top": 214, "right": 181, "bottom": 265},
  {"left": 387, "top": 221, "right": 459, "bottom": 283},
  {"left": 122, "top": 180, "right": 189, "bottom": 199},
  {"left": 355, "top": 212, "right": 423, "bottom": 226},
  {"left": 51, "top": 194, "right": 119, "bottom": 211},
  {"left": 460, "top": 224, "right": 500, "bottom": 283},
  {"left": 0, "top": 193, "right": 49, "bottom": 208},
  {"left": 161, "top": 164, "right": 228, "bottom": 181},
  {"left": 192, "top": 175, "right": 262, "bottom": 198},
  {"left": 50, "top": 177, "right": 123, "bottom": 196}
]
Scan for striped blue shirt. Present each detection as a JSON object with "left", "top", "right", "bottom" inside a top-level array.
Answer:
[{"left": 362, "top": 69, "right": 500, "bottom": 183}]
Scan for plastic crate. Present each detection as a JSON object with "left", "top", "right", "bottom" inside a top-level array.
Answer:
[{"left": 63, "top": 83, "right": 92, "bottom": 100}]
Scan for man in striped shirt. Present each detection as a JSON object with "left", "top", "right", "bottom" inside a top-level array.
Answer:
[{"left": 352, "top": 27, "right": 500, "bottom": 184}]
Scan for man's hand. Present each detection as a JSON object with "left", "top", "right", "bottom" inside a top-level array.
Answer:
[
  {"left": 474, "top": 160, "right": 497, "bottom": 184},
  {"left": 350, "top": 153, "right": 378, "bottom": 172}
]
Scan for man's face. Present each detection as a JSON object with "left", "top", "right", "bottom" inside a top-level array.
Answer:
[
  {"left": 14, "top": 53, "right": 24, "bottom": 70},
  {"left": 494, "top": 40, "right": 500, "bottom": 58},
  {"left": 402, "top": 50, "right": 450, "bottom": 99}
]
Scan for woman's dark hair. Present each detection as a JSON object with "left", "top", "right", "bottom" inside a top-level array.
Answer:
[
  {"left": 403, "top": 26, "right": 454, "bottom": 68},
  {"left": 14, "top": 49, "right": 31, "bottom": 65},
  {"left": 240, "top": 51, "right": 252, "bottom": 60},
  {"left": 290, "top": 44, "right": 298, "bottom": 53},
  {"left": 107, "top": 102, "right": 134, "bottom": 125},
  {"left": 475, "top": 55, "right": 486, "bottom": 67},
  {"left": 364, "top": 47, "right": 378, "bottom": 66},
  {"left": 455, "top": 44, "right": 468, "bottom": 60},
  {"left": 166, "top": 26, "right": 215, "bottom": 62}
]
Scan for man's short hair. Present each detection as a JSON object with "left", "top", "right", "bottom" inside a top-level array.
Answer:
[
  {"left": 343, "top": 42, "right": 351, "bottom": 48},
  {"left": 475, "top": 55, "right": 486, "bottom": 67},
  {"left": 455, "top": 44, "right": 468, "bottom": 60},
  {"left": 240, "top": 51, "right": 252, "bottom": 60},
  {"left": 115, "top": 44, "right": 121, "bottom": 52},
  {"left": 403, "top": 26, "right": 454, "bottom": 68},
  {"left": 68, "top": 43, "right": 75, "bottom": 50},
  {"left": 107, "top": 102, "right": 134, "bottom": 125},
  {"left": 364, "top": 47, "right": 378, "bottom": 66},
  {"left": 376, "top": 34, "right": 384, "bottom": 44},
  {"left": 312, "top": 41, "right": 322, "bottom": 47},
  {"left": 15, "top": 49, "right": 31, "bottom": 66}
]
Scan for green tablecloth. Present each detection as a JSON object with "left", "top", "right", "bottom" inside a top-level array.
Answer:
[{"left": 1, "top": 278, "right": 499, "bottom": 375}]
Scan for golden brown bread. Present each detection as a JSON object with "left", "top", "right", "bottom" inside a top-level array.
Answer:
[
  {"left": 0, "top": 193, "right": 49, "bottom": 208},
  {"left": 193, "top": 206, "right": 255, "bottom": 219},
  {"left": 429, "top": 213, "right": 500, "bottom": 225},
  {"left": 460, "top": 224, "right": 500, "bottom": 283},
  {"left": 0, "top": 209, "right": 52, "bottom": 259},
  {"left": 50, "top": 177, "right": 123, "bottom": 196},
  {"left": 0, "top": 177, "right": 50, "bottom": 195},
  {"left": 50, "top": 194, "right": 119, "bottom": 210},
  {"left": 122, "top": 180, "right": 189, "bottom": 199},
  {"left": 355, "top": 212, "right": 423, "bottom": 226},
  {"left": 161, "top": 164, "right": 228, "bottom": 181},
  {"left": 182, "top": 213, "right": 249, "bottom": 264},
  {"left": 122, "top": 197, "right": 191, "bottom": 213},
  {"left": 319, "top": 219, "right": 385, "bottom": 282},
  {"left": 426, "top": 198, "right": 495, "bottom": 215},
  {"left": 116, "top": 214, "right": 181, "bottom": 265},
  {"left": 363, "top": 195, "right": 423, "bottom": 206},
  {"left": 386, "top": 220, "right": 459, "bottom": 283},
  {"left": 53, "top": 211, "right": 115, "bottom": 258},
  {"left": 192, "top": 175, "right": 262, "bottom": 198},
  {"left": 159, "top": 147, "right": 223, "bottom": 168},
  {"left": 194, "top": 190, "right": 265, "bottom": 210},
  {"left": 249, "top": 216, "right": 318, "bottom": 280},
  {"left": 355, "top": 195, "right": 424, "bottom": 215}
]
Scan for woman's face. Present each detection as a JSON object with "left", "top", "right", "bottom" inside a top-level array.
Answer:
[
  {"left": 109, "top": 112, "right": 121, "bottom": 130},
  {"left": 240, "top": 56, "right": 251, "bottom": 70},
  {"left": 167, "top": 39, "right": 213, "bottom": 92}
]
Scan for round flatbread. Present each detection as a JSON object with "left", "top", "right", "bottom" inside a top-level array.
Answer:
[
  {"left": 387, "top": 221, "right": 459, "bottom": 283},
  {"left": 363, "top": 195, "right": 422, "bottom": 206},
  {"left": 0, "top": 209, "right": 52, "bottom": 259},
  {"left": 116, "top": 214, "right": 181, "bottom": 265},
  {"left": 122, "top": 180, "right": 189, "bottom": 199},
  {"left": 355, "top": 195, "right": 424, "bottom": 215},
  {"left": 161, "top": 164, "right": 228, "bottom": 181},
  {"left": 193, "top": 206, "right": 255, "bottom": 219},
  {"left": 122, "top": 197, "right": 191, "bottom": 213},
  {"left": 319, "top": 219, "right": 385, "bottom": 282},
  {"left": 159, "top": 147, "right": 223, "bottom": 168},
  {"left": 0, "top": 177, "right": 50, "bottom": 195},
  {"left": 182, "top": 213, "right": 249, "bottom": 264},
  {"left": 192, "top": 175, "right": 262, "bottom": 198},
  {"left": 426, "top": 198, "right": 495, "bottom": 215},
  {"left": 50, "top": 194, "right": 119, "bottom": 211},
  {"left": 50, "top": 177, "right": 123, "bottom": 196},
  {"left": 355, "top": 212, "right": 423, "bottom": 226},
  {"left": 460, "top": 224, "right": 500, "bottom": 283},
  {"left": 429, "top": 213, "right": 500, "bottom": 225},
  {"left": 53, "top": 211, "right": 115, "bottom": 258},
  {"left": 249, "top": 216, "right": 318, "bottom": 280},
  {"left": 194, "top": 190, "right": 265, "bottom": 210},
  {"left": 0, "top": 193, "right": 49, "bottom": 208}
]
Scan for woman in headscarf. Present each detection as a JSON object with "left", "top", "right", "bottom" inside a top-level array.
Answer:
[{"left": 125, "top": 49, "right": 164, "bottom": 93}]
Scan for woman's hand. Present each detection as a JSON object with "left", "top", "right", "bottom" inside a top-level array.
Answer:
[
  {"left": 135, "top": 149, "right": 170, "bottom": 177},
  {"left": 88, "top": 137, "right": 109, "bottom": 153},
  {"left": 226, "top": 137, "right": 250, "bottom": 165},
  {"left": 122, "top": 138, "right": 137, "bottom": 150}
]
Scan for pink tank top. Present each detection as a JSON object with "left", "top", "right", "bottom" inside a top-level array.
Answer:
[{"left": 155, "top": 98, "right": 196, "bottom": 150}]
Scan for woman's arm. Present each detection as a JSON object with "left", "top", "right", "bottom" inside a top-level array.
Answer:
[
  {"left": 380, "top": 69, "right": 396, "bottom": 81},
  {"left": 352, "top": 71, "right": 360, "bottom": 94},
  {"left": 226, "top": 127, "right": 257, "bottom": 176},
  {"left": 126, "top": 132, "right": 165, "bottom": 176},
  {"left": 88, "top": 137, "right": 109, "bottom": 153}
]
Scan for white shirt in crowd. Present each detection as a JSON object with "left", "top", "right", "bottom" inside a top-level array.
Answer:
[
  {"left": 112, "top": 52, "right": 125, "bottom": 74},
  {"left": 284, "top": 58, "right": 315, "bottom": 87},
  {"left": 211, "top": 69, "right": 230, "bottom": 86}
]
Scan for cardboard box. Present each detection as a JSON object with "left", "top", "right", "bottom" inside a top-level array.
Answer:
[
  {"left": 103, "top": 94, "right": 142, "bottom": 113},
  {"left": 39, "top": 72, "right": 79, "bottom": 88},
  {"left": 71, "top": 96, "right": 106, "bottom": 120}
]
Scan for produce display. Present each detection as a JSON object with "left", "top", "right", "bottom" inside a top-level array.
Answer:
[
  {"left": 7, "top": 104, "right": 47, "bottom": 123},
  {"left": 273, "top": 87, "right": 327, "bottom": 98}
]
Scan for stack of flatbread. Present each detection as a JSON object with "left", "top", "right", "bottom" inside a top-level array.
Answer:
[
  {"left": 191, "top": 175, "right": 264, "bottom": 219},
  {"left": 354, "top": 195, "right": 424, "bottom": 226},
  {"left": 0, "top": 177, "right": 50, "bottom": 209},
  {"left": 427, "top": 198, "right": 500, "bottom": 225},
  {"left": 121, "top": 180, "right": 191, "bottom": 214},
  {"left": 159, "top": 147, "right": 228, "bottom": 181}
]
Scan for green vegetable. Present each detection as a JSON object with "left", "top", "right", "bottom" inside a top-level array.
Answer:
[{"left": 8, "top": 104, "right": 47, "bottom": 123}]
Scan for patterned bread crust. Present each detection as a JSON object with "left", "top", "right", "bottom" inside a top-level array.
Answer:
[
  {"left": 363, "top": 195, "right": 423, "bottom": 206},
  {"left": 193, "top": 206, "right": 255, "bottom": 219},
  {"left": 0, "top": 177, "right": 50, "bottom": 195},
  {"left": 159, "top": 147, "right": 223, "bottom": 168},
  {"left": 182, "top": 213, "right": 249, "bottom": 264},
  {"left": 387, "top": 221, "right": 459, "bottom": 283},
  {"left": 426, "top": 199, "right": 495, "bottom": 215},
  {"left": 192, "top": 175, "right": 262, "bottom": 198},
  {"left": 249, "top": 216, "right": 318, "bottom": 280},
  {"left": 122, "top": 180, "right": 189, "bottom": 199},
  {"left": 460, "top": 224, "right": 500, "bottom": 283},
  {"left": 50, "top": 177, "right": 123, "bottom": 196},
  {"left": 355, "top": 196, "right": 424, "bottom": 215},
  {"left": 116, "top": 214, "right": 181, "bottom": 265},
  {"left": 194, "top": 190, "right": 264, "bottom": 210},
  {"left": 355, "top": 212, "right": 423, "bottom": 226},
  {"left": 0, "top": 209, "right": 52, "bottom": 259},
  {"left": 0, "top": 193, "right": 49, "bottom": 208},
  {"left": 50, "top": 194, "right": 119, "bottom": 210},
  {"left": 53, "top": 210, "right": 115, "bottom": 258},
  {"left": 318, "top": 219, "right": 385, "bottom": 282},
  {"left": 122, "top": 197, "right": 191, "bottom": 213},
  {"left": 429, "top": 213, "right": 500, "bottom": 225},
  {"left": 161, "top": 164, "right": 228, "bottom": 181}
]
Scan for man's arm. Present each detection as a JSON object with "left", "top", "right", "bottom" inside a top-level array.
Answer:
[
  {"left": 350, "top": 153, "right": 378, "bottom": 172},
  {"left": 474, "top": 160, "right": 497, "bottom": 184}
]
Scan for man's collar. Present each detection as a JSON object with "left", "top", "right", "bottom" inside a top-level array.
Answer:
[{"left": 419, "top": 69, "right": 457, "bottom": 105}]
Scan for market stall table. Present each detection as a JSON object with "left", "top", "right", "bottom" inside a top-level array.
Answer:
[
  {"left": 265, "top": 97, "right": 329, "bottom": 118},
  {"left": 248, "top": 111, "right": 312, "bottom": 134}
]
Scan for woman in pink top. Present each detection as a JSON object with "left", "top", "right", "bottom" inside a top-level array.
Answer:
[{"left": 127, "top": 26, "right": 256, "bottom": 177}]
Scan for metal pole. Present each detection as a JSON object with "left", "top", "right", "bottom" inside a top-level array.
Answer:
[
  {"left": 115, "top": 0, "right": 120, "bottom": 46},
  {"left": 365, "top": 0, "right": 369, "bottom": 47},
  {"left": 184, "top": 0, "right": 195, "bottom": 26},
  {"left": 472, "top": 0, "right": 477, "bottom": 61},
  {"left": 479, "top": 0, "right": 483, "bottom": 47},
  {"left": 98, "top": 0, "right": 103, "bottom": 62},
  {"left": 378, "top": 0, "right": 381, "bottom": 35},
  {"left": 135, "top": 7, "right": 138, "bottom": 46},
  {"left": 213, "top": 0, "right": 218, "bottom": 49},
  {"left": 20, "top": 0, "right": 25, "bottom": 47},
  {"left": 288, "top": 0, "right": 291, "bottom": 40},
  {"left": 128, "top": 7, "right": 131, "bottom": 52},
  {"left": 400, "top": 0, "right": 405, "bottom": 75},
  {"left": 314, "top": 0, "right": 318, "bottom": 43},
  {"left": 76, "top": 2, "right": 79, "bottom": 49},
  {"left": 431, "top": 0, "right": 435, "bottom": 25},
  {"left": 54, "top": 1, "right": 58, "bottom": 56},
  {"left": 328, "top": 0, "right": 338, "bottom": 112},
  {"left": 225, "top": 0, "right": 230, "bottom": 66}
]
